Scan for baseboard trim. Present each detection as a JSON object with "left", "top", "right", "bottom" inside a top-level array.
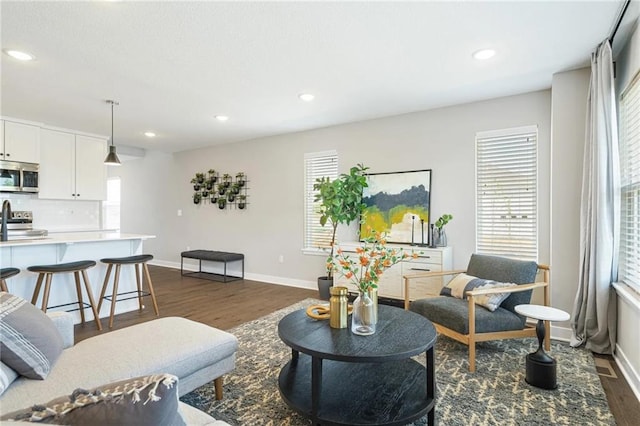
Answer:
[
  {"left": 614, "top": 343, "right": 640, "bottom": 402},
  {"left": 149, "top": 260, "right": 317, "bottom": 291}
]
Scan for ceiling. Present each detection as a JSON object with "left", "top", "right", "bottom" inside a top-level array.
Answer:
[{"left": 1, "top": 1, "right": 638, "bottom": 153}]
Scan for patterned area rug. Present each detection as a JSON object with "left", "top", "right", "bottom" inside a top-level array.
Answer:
[{"left": 181, "top": 299, "right": 614, "bottom": 425}]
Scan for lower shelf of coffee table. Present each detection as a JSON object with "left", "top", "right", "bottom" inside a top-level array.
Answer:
[{"left": 278, "top": 353, "right": 434, "bottom": 426}]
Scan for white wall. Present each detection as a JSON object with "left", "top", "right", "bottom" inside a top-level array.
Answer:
[
  {"left": 550, "top": 66, "right": 591, "bottom": 341},
  {"left": 118, "top": 90, "right": 551, "bottom": 289}
]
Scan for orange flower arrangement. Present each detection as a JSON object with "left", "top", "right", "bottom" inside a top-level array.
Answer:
[{"left": 329, "top": 230, "right": 418, "bottom": 293}]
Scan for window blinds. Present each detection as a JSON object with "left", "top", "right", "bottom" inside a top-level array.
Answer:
[
  {"left": 619, "top": 72, "right": 640, "bottom": 291},
  {"left": 476, "top": 127, "right": 538, "bottom": 261},
  {"left": 304, "top": 151, "right": 338, "bottom": 250}
]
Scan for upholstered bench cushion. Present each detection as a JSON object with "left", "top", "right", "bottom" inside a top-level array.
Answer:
[
  {"left": 410, "top": 296, "right": 525, "bottom": 335},
  {"left": 0, "top": 317, "right": 238, "bottom": 414},
  {"left": 181, "top": 250, "right": 244, "bottom": 262}
]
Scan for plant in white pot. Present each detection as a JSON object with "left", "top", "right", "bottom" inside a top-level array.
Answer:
[{"left": 313, "top": 163, "right": 369, "bottom": 300}]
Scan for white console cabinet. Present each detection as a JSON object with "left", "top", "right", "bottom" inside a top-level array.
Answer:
[
  {"left": 1, "top": 119, "right": 40, "bottom": 163},
  {"left": 334, "top": 243, "right": 452, "bottom": 300},
  {"left": 39, "top": 128, "right": 107, "bottom": 200}
]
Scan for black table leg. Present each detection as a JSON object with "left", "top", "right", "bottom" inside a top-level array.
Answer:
[
  {"left": 426, "top": 347, "right": 435, "bottom": 426},
  {"left": 530, "top": 319, "right": 553, "bottom": 363},
  {"left": 291, "top": 348, "right": 299, "bottom": 366},
  {"left": 311, "top": 356, "right": 323, "bottom": 423}
]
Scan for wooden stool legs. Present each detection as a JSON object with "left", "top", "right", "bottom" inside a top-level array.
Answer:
[
  {"left": 98, "top": 261, "right": 159, "bottom": 328},
  {"left": 31, "top": 271, "right": 102, "bottom": 331}
]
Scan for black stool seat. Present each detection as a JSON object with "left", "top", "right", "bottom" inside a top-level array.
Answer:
[
  {"left": 28, "top": 260, "right": 97, "bottom": 274},
  {"left": 1, "top": 267, "right": 20, "bottom": 292},
  {"left": 100, "top": 254, "right": 154, "bottom": 265},
  {"left": 0, "top": 267, "right": 20, "bottom": 280}
]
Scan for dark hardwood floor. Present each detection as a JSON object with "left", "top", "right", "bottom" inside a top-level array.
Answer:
[{"left": 74, "top": 265, "right": 640, "bottom": 425}]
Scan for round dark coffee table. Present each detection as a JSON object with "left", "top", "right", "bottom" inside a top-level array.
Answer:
[{"left": 277, "top": 304, "right": 437, "bottom": 426}]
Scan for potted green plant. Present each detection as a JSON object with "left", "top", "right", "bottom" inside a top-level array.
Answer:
[
  {"left": 208, "top": 169, "right": 218, "bottom": 185},
  {"left": 218, "top": 196, "right": 227, "bottom": 209},
  {"left": 313, "top": 163, "right": 369, "bottom": 300},
  {"left": 218, "top": 183, "right": 227, "bottom": 196},
  {"left": 195, "top": 172, "right": 205, "bottom": 184},
  {"left": 193, "top": 193, "right": 202, "bottom": 205},
  {"left": 191, "top": 178, "right": 201, "bottom": 191},
  {"left": 222, "top": 174, "right": 232, "bottom": 188},
  {"left": 238, "top": 194, "right": 247, "bottom": 209},
  {"left": 434, "top": 213, "right": 453, "bottom": 247},
  {"left": 236, "top": 172, "right": 246, "bottom": 187}
]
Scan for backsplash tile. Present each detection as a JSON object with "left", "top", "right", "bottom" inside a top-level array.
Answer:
[{"left": 1, "top": 193, "right": 101, "bottom": 231}]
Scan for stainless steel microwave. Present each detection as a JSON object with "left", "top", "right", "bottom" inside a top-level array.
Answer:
[{"left": 0, "top": 160, "right": 39, "bottom": 193}]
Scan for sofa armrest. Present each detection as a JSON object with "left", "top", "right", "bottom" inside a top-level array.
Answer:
[{"left": 46, "top": 312, "right": 74, "bottom": 348}]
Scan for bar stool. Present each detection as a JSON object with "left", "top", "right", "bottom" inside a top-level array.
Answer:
[
  {"left": 28, "top": 260, "right": 102, "bottom": 330},
  {"left": 1, "top": 267, "right": 20, "bottom": 292},
  {"left": 98, "top": 254, "right": 160, "bottom": 328}
]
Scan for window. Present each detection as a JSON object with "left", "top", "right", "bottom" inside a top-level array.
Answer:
[
  {"left": 304, "top": 151, "right": 338, "bottom": 252},
  {"left": 102, "top": 177, "right": 121, "bottom": 230},
  {"left": 619, "top": 71, "right": 640, "bottom": 291},
  {"left": 476, "top": 126, "right": 538, "bottom": 261}
]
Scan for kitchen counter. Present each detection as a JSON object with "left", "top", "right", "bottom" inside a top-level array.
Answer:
[
  {"left": 0, "top": 232, "right": 156, "bottom": 325},
  {"left": 0, "top": 231, "right": 154, "bottom": 247}
]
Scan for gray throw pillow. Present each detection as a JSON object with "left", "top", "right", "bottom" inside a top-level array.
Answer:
[
  {"left": 0, "top": 374, "right": 186, "bottom": 426},
  {"left": 440, "top": 273, "right": 517, "bottom": 312},
  {"left": 0, "top": 292, "right": 64, "bottom": 379}
]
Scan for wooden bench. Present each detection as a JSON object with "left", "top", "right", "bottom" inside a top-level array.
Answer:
[{"left": 181, "top": 250, "right": 245, "bottom": 283}]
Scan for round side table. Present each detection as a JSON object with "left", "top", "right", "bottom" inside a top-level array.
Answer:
[{"left": 515, "top": 304, "right": 570, "bottom": 390}]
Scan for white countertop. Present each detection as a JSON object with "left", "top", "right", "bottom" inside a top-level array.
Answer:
[{"left": 0, "top": 232, "right": 156, "bottom": 248}]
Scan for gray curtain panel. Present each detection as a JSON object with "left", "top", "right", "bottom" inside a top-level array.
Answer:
[{"left": 570, "top": 40, "right": 620, "bottom": 354}]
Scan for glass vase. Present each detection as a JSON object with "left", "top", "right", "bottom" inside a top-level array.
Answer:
[
  {"left": 351, "top": 291, "right": 376, "bottom": 336},
  {"left": 435, "top": 228, "right": 447, "bottom": 247}
]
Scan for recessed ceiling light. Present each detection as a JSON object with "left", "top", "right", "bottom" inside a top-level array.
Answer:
[
  {"left": 473, "top": 49, "right": 496, "bottom": 60},
  {"left": 144, "top": 132, "right": 156, "bottom": 137},
  {"left": 215, "top": 115, "right": 229, "bottom": 122},
  {"left": 298, "top": 93, "right": 315, "bottom": 102},
  {"left": 3, "top": 49, "right": 35, "bottom": 61}
]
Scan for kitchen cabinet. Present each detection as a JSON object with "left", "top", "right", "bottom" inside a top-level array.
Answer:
[
  {"left": 334, "top": 244, "right": 452, "bottom": 300},
  {"left": 39, "top": 128, "right": 107, "bottom": 200},
  {"left": 1, "top": 120, "right": 40, "bottom": 163}
]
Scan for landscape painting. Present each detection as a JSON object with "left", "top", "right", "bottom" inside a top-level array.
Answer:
[{"left": 360, "top": 169, "right": 432, "bottom": 244}]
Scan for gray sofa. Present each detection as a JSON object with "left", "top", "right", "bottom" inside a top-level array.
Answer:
[{"left": 1, "top": 311, "right": 238, "bottom": 425}]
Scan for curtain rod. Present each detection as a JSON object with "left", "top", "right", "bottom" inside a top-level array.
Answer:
[{"left": 609, "top": 0, "right": 632, "bottom": 45}]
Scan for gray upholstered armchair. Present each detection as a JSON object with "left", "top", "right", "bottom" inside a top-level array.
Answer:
[{"left": 404, "top": 254, "right": 550, "bottom": 372}]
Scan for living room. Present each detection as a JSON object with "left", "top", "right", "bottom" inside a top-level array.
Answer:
[{"left": 1, "top": 1, "right": 640, "bottom": 425}]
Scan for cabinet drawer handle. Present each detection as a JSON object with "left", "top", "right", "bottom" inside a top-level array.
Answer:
[{"left": 410, "top": 267, "right": 431, "bottom": 271}]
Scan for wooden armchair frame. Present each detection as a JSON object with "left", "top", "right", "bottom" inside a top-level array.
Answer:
[{"left": 403, "top": 265, "right": 550, "bottom": 372}]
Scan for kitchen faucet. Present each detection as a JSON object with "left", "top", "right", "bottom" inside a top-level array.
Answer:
[{"left": 1, "top": 200, "right": 10, "bottom": 242}]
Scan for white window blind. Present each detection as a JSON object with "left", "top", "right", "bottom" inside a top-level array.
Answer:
[
  {"left": 304, "top": 151, "right": 338, "bottom": 251},
  {"left": 619, "top": 72, "right": 640, "bottom": 291},
  {"left": 476, "top": 126, "right": 538, "bottom": 261}
]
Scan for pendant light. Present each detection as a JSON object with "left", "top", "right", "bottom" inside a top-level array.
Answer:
[{"left": 104, "top": 99, "right": 121, "bottom": 166}]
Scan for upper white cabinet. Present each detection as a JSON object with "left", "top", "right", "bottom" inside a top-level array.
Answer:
[
  {"left": 1, "top": 120, "right": 40, "bottom": 163},
  {"left": 39, "top": 128, "right": 107, "bottom": 200}
]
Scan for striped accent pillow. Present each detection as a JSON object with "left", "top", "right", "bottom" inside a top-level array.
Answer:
[
  {"left": 440, "top": 273, "right": 517, "bottom": 312},
  {"left": 0, "top": 292, "right": 64, "bottom": 379}
]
